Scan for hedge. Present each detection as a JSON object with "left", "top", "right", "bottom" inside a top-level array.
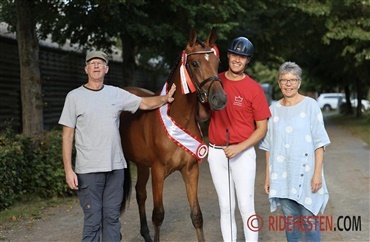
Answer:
[{"left": 0, "top": 127, "right": 74, "bottom": 211}]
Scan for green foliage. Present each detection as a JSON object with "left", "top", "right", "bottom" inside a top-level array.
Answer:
[
  {"left": 27, "top": 131, "right": 73, "bottom": 198},
  {"left": 1, "top": 0, "right": 369, "bottom": 114},
  {"left": 0, "top": 128, "right": 73, "bottom": 211},
  {"left": 0, "top": 128, "right": 31, "bottom": 209}
]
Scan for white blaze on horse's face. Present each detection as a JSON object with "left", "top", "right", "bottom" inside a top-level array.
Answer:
[{"left": 205, "top": 53, "right": 209, "bottom": 61}]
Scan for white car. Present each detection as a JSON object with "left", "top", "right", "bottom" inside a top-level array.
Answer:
[
  {"left": 317, "top": 93, "right": 370, "bottom": 112},
  {"left": 340, "top": 98, "right": 370, "bottom": 112},
  {"left": 317, "top": 93, "right": 345, "bottom": 111}
]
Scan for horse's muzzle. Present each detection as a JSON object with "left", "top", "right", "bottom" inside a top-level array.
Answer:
[{"left": 209, "top": 88, "right": 227, "bottom": 111}]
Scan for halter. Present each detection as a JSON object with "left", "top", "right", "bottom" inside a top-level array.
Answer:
[{"left": 185, "top": 50, "right": 222, "bottom": 103}]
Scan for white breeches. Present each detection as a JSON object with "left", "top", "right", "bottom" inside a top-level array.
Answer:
[{"left": 208, "top": 146, "right": 258, "bottom": 242}]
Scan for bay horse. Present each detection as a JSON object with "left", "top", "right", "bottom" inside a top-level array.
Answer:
[{"left": 119, "top": 28, "right": 227, "bottom": 242}]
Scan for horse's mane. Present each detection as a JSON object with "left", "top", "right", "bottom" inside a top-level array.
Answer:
[
  {"left": 166, "top": 54, "right": 182, "bottom": 83},
  {"left": 166, "top": 39, "right": 206, "bottom": 83}
]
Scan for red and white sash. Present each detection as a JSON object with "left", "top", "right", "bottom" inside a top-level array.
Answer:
[{"left": 158, "top": 83, "right": 208, "bottom": 162}]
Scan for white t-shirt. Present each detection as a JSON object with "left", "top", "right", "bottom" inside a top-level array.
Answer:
[{"left": 59, "top": 85, "right": 142, "bottom": 174}]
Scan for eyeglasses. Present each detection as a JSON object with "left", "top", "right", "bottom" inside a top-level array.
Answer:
[
  {"left": 279, "top": 79, "right": 299, "bottom": 84},
  {"left": 87, "top": 61, "right": 106, "bottom": 66}
]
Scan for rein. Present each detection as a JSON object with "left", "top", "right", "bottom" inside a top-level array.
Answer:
[{"left": 185, "top": 50, "right": 222, "bottom": 103}]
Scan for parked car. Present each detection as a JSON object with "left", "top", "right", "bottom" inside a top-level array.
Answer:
[
  {"left": 317, "top": 93, "right": 370, "bottom": 112},
  {"left": 261, "top": 83, "right": 273, "bottom": 106},
  {"left": 317, "top": 93, "right": 345, "bottom": 111},
  {"left": 339, "top": 98, "right": 370, "bottom": 113}
]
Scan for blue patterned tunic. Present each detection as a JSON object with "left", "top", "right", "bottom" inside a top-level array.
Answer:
[{"left": 259, "top": 97, "right": 330, "bottom": 215}]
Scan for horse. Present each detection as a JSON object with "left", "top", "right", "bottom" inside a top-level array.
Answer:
[{"left": 119, "top": 28, "right": 227, "bottom": 242}]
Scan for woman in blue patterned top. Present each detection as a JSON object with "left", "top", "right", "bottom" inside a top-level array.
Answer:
[{"left": 259, "top": 61, "right": 330, "bottom": 242}]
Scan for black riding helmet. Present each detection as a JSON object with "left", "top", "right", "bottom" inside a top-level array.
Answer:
[{"left": 228, "top": 37, "right": 254, "bottom": 57}]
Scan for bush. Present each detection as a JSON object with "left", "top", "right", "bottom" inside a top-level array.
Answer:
[
  {"left": 0, "top": 128, "right": 31, "bottom": 209},
  {"left": 27, "top": 130, "right": 74, "bottom": 198},
  {"left": 0, "top": 128, "right": 74, "bottom": 211}
]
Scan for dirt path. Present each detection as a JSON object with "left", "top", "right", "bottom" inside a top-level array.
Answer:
[{"left": 1, "top": 119, "right": 369, "bottom": 242}]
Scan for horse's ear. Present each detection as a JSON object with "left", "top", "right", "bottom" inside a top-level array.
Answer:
[
  {"left": 188, "top": 28, "right": 197, "bottom": 47},
  {"left": 206, "top": 27, "right": 217, "bottom": 46}
]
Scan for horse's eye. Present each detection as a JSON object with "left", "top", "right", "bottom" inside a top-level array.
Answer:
[{"left": 191, "top": 61, "right": 199, "bottom": 68}]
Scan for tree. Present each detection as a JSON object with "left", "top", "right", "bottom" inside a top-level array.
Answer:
[
  {"left": 321, "top": 0, "right": 370, "bottom": 116},
  {"left": 2, "top": 0, "right": 368, "bottom": 135},
  {"left": 50, "top": 0, "right": 245, "bottom": 86},
  {"left": 11, "top": 0, "right": 43, "bottom": 137},
  {"left": 0, "top": 0, "right": 245, "bottom": 136},
  {"left": 0, "top": 0, "right": 63, "bottom": 137},
  {"left": 235, "top": 0, "right": 370, "bottom": 117}
]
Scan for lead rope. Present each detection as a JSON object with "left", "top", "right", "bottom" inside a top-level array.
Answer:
[{"left": 226, "top": 128, "right": 233, "bottom": 241}]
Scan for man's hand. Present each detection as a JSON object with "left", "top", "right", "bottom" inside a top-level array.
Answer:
[
  {"left": 166, "top": 83, "right": 176, "bottom": 103},
  {"left": 65, "top": 170, "right": 79, "bottom": 190}
]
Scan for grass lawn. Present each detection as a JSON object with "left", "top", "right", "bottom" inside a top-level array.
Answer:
[
  {"left": 327, "top": 112, "right": 370, "bottom": 145},
  {"left": 0, "top": 195, "right": 78, "bottom": 230}
]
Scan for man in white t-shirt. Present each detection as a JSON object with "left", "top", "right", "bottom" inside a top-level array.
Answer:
[{"left": 59, "top": 50, "right": 176, "bottom": 242}]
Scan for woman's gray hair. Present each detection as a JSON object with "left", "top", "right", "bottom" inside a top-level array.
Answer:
[{"left": 278, "top": 61, "right": 302, "bottom": 80}]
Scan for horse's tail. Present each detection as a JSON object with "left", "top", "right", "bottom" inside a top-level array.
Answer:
[{"left": 120, "top": 161, "right": 132, "bottom": 214}]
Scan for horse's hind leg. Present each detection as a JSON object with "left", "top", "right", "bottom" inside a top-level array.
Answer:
[
  {"left": 181, "top": 165, "right": 205, "bottom": 242},
  {"left": 136, "top": 164, "right": 153, "bottom": 242}
]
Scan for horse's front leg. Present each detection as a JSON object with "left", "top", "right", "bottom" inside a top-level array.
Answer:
[
  {"left": 136, "top": 164, "right": 153, "bottom": 242},
  {"left": 181, "top": 163, "right": 205, "bottom": 242},
  {"left": 151, "top": 165, "right": 166, "bottom": 242}
]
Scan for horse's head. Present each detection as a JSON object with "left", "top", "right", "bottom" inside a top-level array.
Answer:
[{"left": 184, "top": 28, "right": 227, "bottom": 111}]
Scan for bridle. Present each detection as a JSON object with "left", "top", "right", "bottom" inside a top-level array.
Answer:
[{"left": 186, "top": 50, "right": 223, "bottom": 103}]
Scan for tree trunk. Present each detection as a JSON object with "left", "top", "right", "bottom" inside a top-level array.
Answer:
[
  {"left": 120, "top": 32, "right": 136, "bottom": 87},
  {"left": 343, "top": 85, "right": 353, "bottom": 115},
  {"left": 355, "top": 78, "right": 362, "bottom": 118},
  {"left": 15, "top": 0, "right": 43, "bottom": 137}
]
